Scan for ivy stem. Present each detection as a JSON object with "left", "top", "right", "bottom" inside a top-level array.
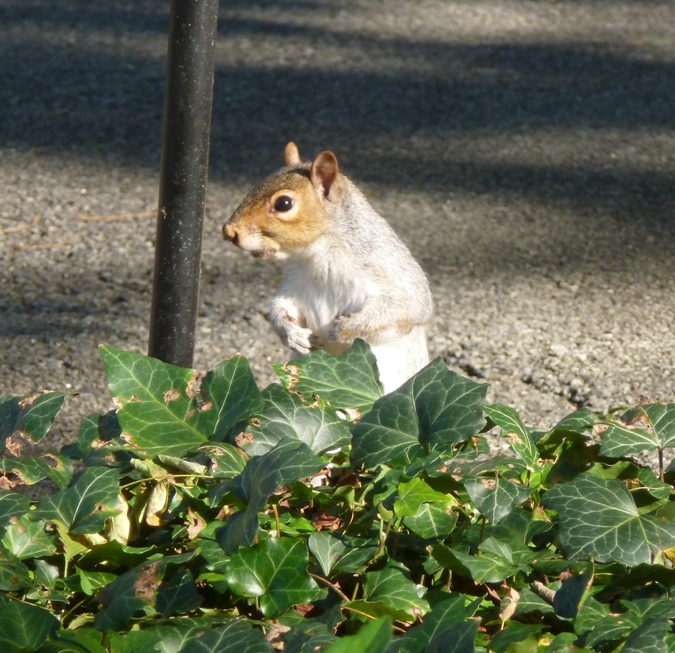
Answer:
[
  {"left": 309, "top": 573, "right": 350, "bottom": 602},
  {"left": 61, "top": 597, "right": 88, "bottom": 627},
  {"left": 376, "top": 517, "right": 395, "bottom": 557},
  {"left": 659, "top": 448, "right": 665, "bottom": 482},
  {"left": 272, "top": 503, "right": 281, "bottom": 537},
  {"left": 342, "top": 606, "right": 407, "bottom": 633},
  {"left": 392, "top": 529, "right": 401, "bottom": 559},
  {"left": 445, "top": 570, "right": 453, "bottom": 592},
  {"left": 478, "top": 516, "right": 487, "bottom": 553}
]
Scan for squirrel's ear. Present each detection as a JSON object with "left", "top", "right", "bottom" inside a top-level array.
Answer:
[
  {"left": 285, "top": 142, "right": 301, "bottom": 166},
  {"left": 310, "top": 151, "right": 340, "bottom": 201}
]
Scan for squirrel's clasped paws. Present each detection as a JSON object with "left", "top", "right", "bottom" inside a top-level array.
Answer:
[
  {"left": 329, "top": 315, "right": 359, "bottom": 344},
  {"left": 282, "top": 323, "right": 314, "bottom": 355}
]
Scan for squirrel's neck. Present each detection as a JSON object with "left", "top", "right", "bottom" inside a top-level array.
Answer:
[{"left": 289, "top": 230, "right": 352, "bottom": 275}]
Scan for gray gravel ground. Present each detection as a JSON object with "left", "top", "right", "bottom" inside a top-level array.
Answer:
[{"left": 1, "top": 0, "right": 674, "bottom": 455}]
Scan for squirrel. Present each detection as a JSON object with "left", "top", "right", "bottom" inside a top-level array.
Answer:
[{"left": 222, "top": 142, "right": 433, "bottom": 394}]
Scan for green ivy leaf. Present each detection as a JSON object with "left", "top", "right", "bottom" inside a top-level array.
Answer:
[
  {"left": 34, "top": 559, "right": 60, "bottom": 590},
  {"left": 622, "top": 597, "right": 675, "bottom": 621},
  {"left": 203, "top": 355, "right": 265, "bottom": 441},
  {"left": 403, "top": 503, "right": 458, "bottom": 540},
  {"left": 0, "top": 455, "right": 73, "bottom": 489},
  {"left": 33, "top": 466, "right": 120, "bottom": 535},
  {"left": 2, "top": 515, "right": 56, "bottom": 560},
  {"left": 273, "top": 339, "right": 382, "bottom": 412},
  {"left": 484, "top": 508, "right": 552, "bottom": 547},
  {"left": 44, "top": 627, "right": 107, "bottom": 653},
  {"left": 241, "top": 384, "right": 351, "bottom": 456},
  {"left": 351, "top": 359, "right": 487, "bottom": 468},
  {"left": 600, "top": 404, "right": 675, "bottom": 458},
  {"left": 599, "top": 423, "right": 661, "bottom": 458},
  {"left": 513, "top": 588, "right": 555, "bottom": 617},
  {"left": 544, "top": 472, "right": 675, "bottom": 566},
  {"left": 545, "top": 632, "right": 579, "bottom": 652},
  {"left": 18, "top": 392, "right": 68, "bottom": 442},
  {"left": 432, "top": 538, "right": 523, "bottom": 583},
  {"left": 391, "top": 594, "right": 464, "bottom": 652},
  {"left": 351, "top": 392, "right": 421, "bottom": 467},
  {"left": 621, "top": 616, "right": 669, "bottom": 653},
  {"left": 612, "top": 563, "right": 675, "bottom": 590},
  {"left": 0, "top": 396, "right": 20, "bottom": 450},
  {"left": 391, "top": 596, "right": 479, "bottom": 653},
  {"left": 200, "top": 443, "right": 247, "bottom": 479},
  {"left": 226, "top": 537, "right": 325, "bottom": 618},
  {"left": 640, "top": 404, "right": 675, "bottom": 444},
  {"left": 99, "top": 346, "right": 211, "bottom": 456},
  {"left": 489, "top": 624, "right": 542, "bottom": 653},
  {"left": 323, "top": 617, "right": 392, "bottom": 653},
  {"left": 217, "top": 439, "right": 323, "bottom": 553},
  {"left": 308, "top": 532, "right": 379, "bottom": 577},
  {"left": 631, "top": 466, "right": 672, "bottom": 514},
  {"left": 62, "top": 412, "right": 101, "bottom": 459},
  {"left": 107, "top": 619, "right": 274, "bottom": 653},
  {"left": 463, "top": 477, "right": 533, "bottom": 524},
  {"left": 484, "top": 404, "right": 539, "bottom": 470},
  {"left": 155, "top": 569, "right": 201, "bottom": 618},
  {"left": 176, "top": 619, "right": 274, "bottom": 653},
  {"left": 95, "top": 552, "right": 195, "bottom": 632},
  {"left": 552, "top": 409, "right": 595, "bottom": 433},
  {"left": 0, "top": 601, "right": 57, "bottom": 653},
  {"left": 573, "top": 596, "right": 611, "bottom": 635},
  {"left": 72, "top": 569, "right": 117, "bottom": 597},
  {"left": 102, "top": 349, "right": 264, "bottom": 458},
  {"left": 216, "top": 510, "right": 260, "bottom": 557},
  {"left": 553, "top": 568, "right": 592, "bottom": 618},
  {"left": 393, "top": 478, "right": 453, "bottom": 518},
  {"left": 360, "top": 567, "right": 429, "bottom": 619},
  {"left": 308, "top": 531, "right": 347, "bottom": 577},
  {"left": 0, "top": 545, "right": 33, "bottom": 591},
  {"left": 284, "top": 621, "right": 337, "bottom": 653},
  {"left": 52, "top": 520, "right": 89, "bottom": 564},
  {"left": 0, "top": 488, "right": 30, "bottom": 527},
  {"left": 1, "top": 392, "right": 67, "bottom": 452},
  {"left": 233, "top": 439, "right": 323, "bottom": 507},
  {"left": 535, "top": 409, "right": 595, "bottom": 458},
  {"left": 95, "top": 565, "right": 152, "bottom": 632},
  {"left": 585, "top": 612, "right": 642, "bottom": 647},
  {"left": 108, "top": 628, "right": 167, "bottom": 653}
]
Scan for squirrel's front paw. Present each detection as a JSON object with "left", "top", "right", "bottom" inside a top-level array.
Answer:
[
  {"left": 283, "top": 323, "right": 314, "bottom": 355},
  {"left": 329, "top": 315, "right": 359, "bottom": 343},
  {"left": 309, "top": 332, "right": 327, "bottom": 350}
]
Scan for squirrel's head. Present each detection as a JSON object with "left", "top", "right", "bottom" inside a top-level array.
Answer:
[{"left": 223, "top": 142, "right": 341, "bottom": 260}]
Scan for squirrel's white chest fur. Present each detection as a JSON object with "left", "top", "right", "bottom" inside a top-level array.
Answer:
[{"left": 285, "top": 237, "right": 372, "bottom": 344}]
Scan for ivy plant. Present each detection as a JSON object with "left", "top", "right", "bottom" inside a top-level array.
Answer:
[{"left": 1, "top": 339, "right": 675, "bottom": 653}]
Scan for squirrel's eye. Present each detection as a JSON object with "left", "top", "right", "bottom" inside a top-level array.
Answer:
[{"left": 273, "top": 196, "right": 294, "bottom": 212}]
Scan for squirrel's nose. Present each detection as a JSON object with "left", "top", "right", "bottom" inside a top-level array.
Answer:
[{"left": 223, "top": 222, "right": 238, "bottom": 244}]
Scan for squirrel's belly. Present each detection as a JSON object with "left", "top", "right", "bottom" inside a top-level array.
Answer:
[
  {"left": 297, "top": 292, "right": 361, "bottom": 334},
  {"left": 369, "top": 326, "right": 429, "bottom": 394}
]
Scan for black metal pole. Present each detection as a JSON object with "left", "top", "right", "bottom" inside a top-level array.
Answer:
[{"left": 149, "top": 0, "right": 219, "bottom": 367}]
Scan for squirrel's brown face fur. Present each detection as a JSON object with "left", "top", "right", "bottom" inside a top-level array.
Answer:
[{"left": 223, "top": 143, "right": 340, "bottom": 260}]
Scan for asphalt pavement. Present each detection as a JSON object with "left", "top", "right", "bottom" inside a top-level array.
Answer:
[{"left": 1, "top": 0, "right": 674, "bottom": 453}]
